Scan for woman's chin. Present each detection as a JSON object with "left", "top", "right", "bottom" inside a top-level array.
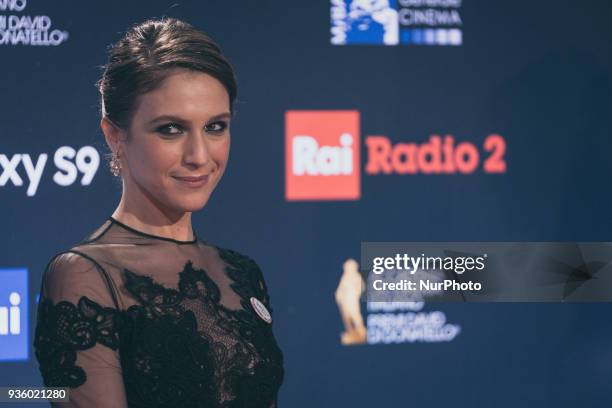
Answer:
[{"left": 172, "top": 194, "right": 212, "bottom": 213}]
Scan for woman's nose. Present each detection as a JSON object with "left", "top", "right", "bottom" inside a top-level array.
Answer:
[{"left": 183, "top": 132, "right": 210, "bottom": 167}]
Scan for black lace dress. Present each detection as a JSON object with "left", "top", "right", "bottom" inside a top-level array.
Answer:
[{"left": 33, "top": 217, "right": 284, "bottom": 407}]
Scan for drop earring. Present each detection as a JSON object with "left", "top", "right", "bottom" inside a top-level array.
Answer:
[{"left": 110, "top": 151, "right": 122, "bottom": 176}]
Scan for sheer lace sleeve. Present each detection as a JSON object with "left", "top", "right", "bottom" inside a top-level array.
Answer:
[{"left": 33, "top": 251, "right": 128, "bottom": 408}]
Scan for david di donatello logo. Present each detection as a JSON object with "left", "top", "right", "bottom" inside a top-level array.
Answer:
[
  {"left": 0, "top": 268, "right": 28, "bottom": 361},
  {"left": 0, "top": 0, "right": 70, "bottom": 46},
  {"left": 335, "top": 258, "right": 461, "bottom": 345},
  {"left": 285, "top": 110, "right": 507, "bottom": 201},
  {"left": 331, "top": 0, "right": 463, "bottom": 46}
]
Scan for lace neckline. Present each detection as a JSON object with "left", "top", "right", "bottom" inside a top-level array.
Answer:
[{"left": 108, "top": 216, "right": 198, "bottom": 245}]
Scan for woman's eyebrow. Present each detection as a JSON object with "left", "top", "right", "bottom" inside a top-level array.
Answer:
[
  {"left": 207, "top": 112, "right": 232, "bottom": 122},
  {"left": 148, "top": 112, "right": 231, "bottom": 125},
  {"left": 148, "top": 115, "right": 188, "bottom": 126}
]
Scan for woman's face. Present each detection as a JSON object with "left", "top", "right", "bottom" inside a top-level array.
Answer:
[{"left": 115, "top": 69, "right": 231, "bottom": 216}]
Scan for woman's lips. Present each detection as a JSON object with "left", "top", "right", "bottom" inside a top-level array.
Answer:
[{"left": 172, "top": 175, "right": 209, "bottom": 187}]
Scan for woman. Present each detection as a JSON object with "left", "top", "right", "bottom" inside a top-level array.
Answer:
[{"left": 33, "top": 18, "right": 284, "bottom": 407}]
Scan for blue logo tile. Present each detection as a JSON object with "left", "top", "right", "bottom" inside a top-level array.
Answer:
[{"left": 0, "top": 268, "right": 28, "bottom": 361}]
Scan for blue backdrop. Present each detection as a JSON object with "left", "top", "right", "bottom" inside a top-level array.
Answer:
[{"left": 1, "top": 1, "right": 611, "bottom": 407}]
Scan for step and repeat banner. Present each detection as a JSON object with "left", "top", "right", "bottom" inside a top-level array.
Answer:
[{"left": 1, "top": 1, "right": 612, "bottom": 407}]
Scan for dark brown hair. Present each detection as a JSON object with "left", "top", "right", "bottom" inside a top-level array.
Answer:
[{"left": 97, "top": 17, "right": 237, "bottom": 129}]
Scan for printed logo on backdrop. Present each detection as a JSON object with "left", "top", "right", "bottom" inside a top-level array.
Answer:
[
  {"left": 0, "top": 0, "right": 69, "bottom": 46},
  {"left": 335, "top": 259, "right": 460, "bottom": 345},
  {"left": 0, "top": 146, "right": 100, "bottom": 196},
  {"left": 0, "top": 268, "right": 28, "bottom": 361},
  {"left": 285, "top": 110, "right": 506, "bottom": 201},
  {"left": 331, "top": 0, "right": 463, "bottom": 46},
  {"left": 285, "top": 111, "right": 360, "bottom": 201}
]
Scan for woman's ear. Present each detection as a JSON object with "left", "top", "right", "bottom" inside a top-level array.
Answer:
[{"left": 100, "top": 116, "right": 127, "bottom": 154}]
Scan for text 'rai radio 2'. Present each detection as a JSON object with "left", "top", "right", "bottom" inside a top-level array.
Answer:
[{"left": 285, "top": 110, "right": 506, "bottom": 201}]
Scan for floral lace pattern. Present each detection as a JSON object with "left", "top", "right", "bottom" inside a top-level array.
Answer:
[
  {"left": 34, "top": 246, "right": 284, "bottom": 408},
  {"left": 34, "top": 296, "right": 121, "bottom": 388}
]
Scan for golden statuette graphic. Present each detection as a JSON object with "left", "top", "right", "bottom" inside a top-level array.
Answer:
[{"left": 335, "top": 258, "right": 367, "bottom": 345}]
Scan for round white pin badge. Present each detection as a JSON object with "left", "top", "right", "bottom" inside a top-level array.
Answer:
[{"left": 250, "top": 296, "right": 272, "bottom": 324}]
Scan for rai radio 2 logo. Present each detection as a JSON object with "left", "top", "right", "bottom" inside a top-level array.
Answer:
[{"left": 285, "top": 110, "right": 506, "bottom": 201}]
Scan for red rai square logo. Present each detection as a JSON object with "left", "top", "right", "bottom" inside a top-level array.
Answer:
[{"left": 285, "top": 110, "right": 360, "bottom": 201}]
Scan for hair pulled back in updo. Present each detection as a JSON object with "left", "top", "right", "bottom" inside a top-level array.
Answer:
[{"left": 97, "top": 17, "right": 237, "bottom": 130}]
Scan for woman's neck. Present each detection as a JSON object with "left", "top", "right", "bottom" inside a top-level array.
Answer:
[{"left": 112, "top": 190, "right": 195, "bottom": 242}]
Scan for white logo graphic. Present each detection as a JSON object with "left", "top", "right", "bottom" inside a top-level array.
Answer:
[
  {"left": 292, "top": 133, "right": 354, "bottom": 176},
  {"left": 366, "top": 301, "right": 461, "bottom": 344},
  {"left": 331, "top": 0, "right": 463, "bottom": 46},
  {"left": 0, "top": 0, "right": 25, "bottom": 12},
  {"left": 0, "top": 0, "right": 69, "bottom": 46},
  {"left": 349, "top": 0, "right": 399, "bottom": 45},
  {"left": 0, "top": 146, "right": 100, "bottom": 196},
  {"left": 0, "top": 292, "right": 21, "bottom": 335}
]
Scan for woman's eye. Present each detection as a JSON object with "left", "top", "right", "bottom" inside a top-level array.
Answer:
[
  {"left": 206, "top": 121, "right": 228, "bottom": 134},
  {"left": 157, "top": 123, "right": 183, "bottom": 136}
]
